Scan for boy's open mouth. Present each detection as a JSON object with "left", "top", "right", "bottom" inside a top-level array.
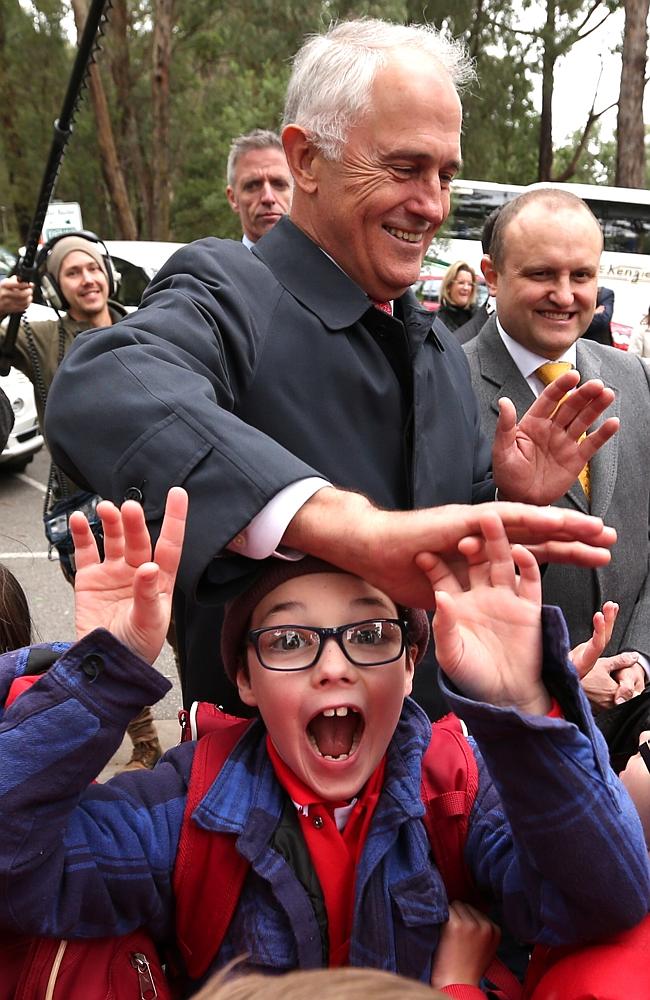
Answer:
[{"left": 307, "top": 706, "right": 364, "bottom": 761}]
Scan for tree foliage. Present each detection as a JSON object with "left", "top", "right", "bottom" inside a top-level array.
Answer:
[{"left": 0, "top": 0, "right": 644, "bottom": 250}]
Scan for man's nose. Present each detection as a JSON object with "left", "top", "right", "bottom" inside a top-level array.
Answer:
[
  {"left": 409, "top": 176, "right": 446, "bottom": 229},
  {"left": 549, "top": 276, "right": 574, "bottom": 307},
  {"left": 260, "top": 181, "right": 277, "bottom": 205}
]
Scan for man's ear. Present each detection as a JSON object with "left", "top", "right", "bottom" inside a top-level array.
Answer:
[
  {"left": 404, "top": 646, "right": 417, "bottom": 698},
  {"left": 225, "top": 185, "right": 239, "bottom": 214},
  {"left": 481, "top": 254, "right": 498, "bottom": 297},
  {"left": 282, "top": 124, "right": 319, "bottom": 194},
  {"left": 236, "top": 662, "right": 259, "bottom": 708}
]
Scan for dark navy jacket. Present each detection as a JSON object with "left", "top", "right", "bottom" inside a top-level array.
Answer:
[{"left": 46, "top": 219, "right": 493, "bottom": 710}]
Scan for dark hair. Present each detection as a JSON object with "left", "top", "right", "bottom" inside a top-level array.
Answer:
[
  {"left": 481, "top": 205, "right": 502, "bottom": 254},
  {"left": 0, "top": 564, "right": 32, "bottom": 654}
]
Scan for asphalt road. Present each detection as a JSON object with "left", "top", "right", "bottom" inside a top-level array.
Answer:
[{"left": 0, "top": 445, "right": 182, "bottom": 722}]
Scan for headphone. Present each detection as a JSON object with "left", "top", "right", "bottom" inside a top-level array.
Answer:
[{"left": 35, "top": 230, "right": 120, "bottom": 311}]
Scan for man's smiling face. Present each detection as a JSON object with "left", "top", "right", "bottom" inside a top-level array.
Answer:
[
  {"left": 485, "top": 201, "right": 602, "bottom": 360},
  {"left": 303, "top": 50, "right": 462, "bottom": 302},
  {"left": 58, "top": 250, "right": 110, "bottom": 323},
  {"left": 236, "top": 572, "right": 415, "bottom": 802}
]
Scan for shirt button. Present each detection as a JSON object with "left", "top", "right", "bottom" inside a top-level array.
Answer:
[
  {"left": 123, "top": 487, "right": 143, "bottom": 503},
  {"left": 312, "top": 814, "right": 324, "bottom": 829},
  {"left": 80, "top": 654, "right": 104, "bottom": 681}
]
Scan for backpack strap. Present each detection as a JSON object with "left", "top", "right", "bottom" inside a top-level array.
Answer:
[
  {"left": 173, "top": 713, "right": 253, "bottom": 980},
  {"left": 420, "top": 713, "right": 523, "bottom": 1000},
  {"left": 420, "top": 713, "right": 479, "bottom": 902}
]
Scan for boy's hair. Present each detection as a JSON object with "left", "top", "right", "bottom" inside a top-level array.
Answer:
[
  {"left": 195, "top": 965, "right": 448, "bottom": 1000},
  {"left": 0, "top": 564, "right": 31, "bottom": 654},
  {"left": 220, "top": 556, "right": 430, "bottom": 683}
]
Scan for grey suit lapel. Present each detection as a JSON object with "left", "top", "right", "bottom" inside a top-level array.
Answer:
[
  {"left": 576, "top": 341, "right": 621, "bottom": 519},
  {"left": 477, "top": 318, "right": 536, "bottom": 421}
]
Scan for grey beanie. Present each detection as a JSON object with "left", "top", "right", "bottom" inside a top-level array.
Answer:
[{"left": 45, "top": 236, "right": 108, "bottom": 283}]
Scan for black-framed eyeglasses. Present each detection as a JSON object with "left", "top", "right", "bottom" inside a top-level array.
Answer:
[{"left": 247, "top": 618, "right": 409, "bottom": 672}]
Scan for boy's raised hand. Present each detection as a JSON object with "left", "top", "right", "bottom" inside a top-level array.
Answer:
[
  {"left": 70, "top": 487, "right": 188, "bottom": 664},
  {"left": 416, "top": 510, "right": 551, "bottom": 715}
]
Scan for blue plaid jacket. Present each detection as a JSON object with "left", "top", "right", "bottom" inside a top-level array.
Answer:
[{"left": 0, "top": 607, "right": 647, "bottom": 992}]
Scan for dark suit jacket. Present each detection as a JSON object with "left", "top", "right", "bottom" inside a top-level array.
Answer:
[
  {"left": 47, "top": 217, "right": 494, "bottom": 711},
  {"left": 464, "top": 316, "right": 650, "bottom": 656}
]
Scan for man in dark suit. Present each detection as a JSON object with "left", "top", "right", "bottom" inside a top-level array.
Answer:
[
  {"left": 464, "top": 188, "right": 649, "bottom": 709},
  {"left": 47, "top": 21, "right": 618, "bottom": 714}
]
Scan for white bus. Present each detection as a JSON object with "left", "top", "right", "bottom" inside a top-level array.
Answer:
[{"left": 423, "top": 178, "right": 650, "bottom": 348}]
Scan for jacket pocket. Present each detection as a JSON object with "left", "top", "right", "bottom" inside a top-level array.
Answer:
[{"left": 390, "top": 868, "right": 448, "bottom": 979}]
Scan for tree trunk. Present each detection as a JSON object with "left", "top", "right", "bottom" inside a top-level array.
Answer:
[
  {"left": 616, "top": 0, "right": 649, "bottom": 188},
  {"left": 537, "top": 0, "right": 556, "bottom": 181},
  {"left": 106, "top": 0, "right": 151, "bottom": 236},
  {"left": 151, "top": 0, "right": 175, "bottom": 241},
  {"left": 71, "top": 0, "right": 137, "bottom": 239},
  {"left": 0, "top": 5, "right": 31, "bottom": 241}
]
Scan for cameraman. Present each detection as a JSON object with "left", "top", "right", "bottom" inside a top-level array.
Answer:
[{"left": 0, "top": 232, "right": 161, "bottom": 771}]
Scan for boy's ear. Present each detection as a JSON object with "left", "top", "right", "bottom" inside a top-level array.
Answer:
[
  {"left": 404, "top": 646, "right": 416, "bottom": 698},
  {"left": 236, "top": 660, "right": 259, "bottom": 708}
]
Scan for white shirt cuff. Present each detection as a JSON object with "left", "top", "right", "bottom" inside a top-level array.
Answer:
[
  {"left": 635, "top": 653, "right": 650, "bottom": 683},
  {"left": 227, "top": 478, "right": 331, "bottom": 561}
]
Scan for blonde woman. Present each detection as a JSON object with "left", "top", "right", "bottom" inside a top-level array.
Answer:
[{"left": 437, "top": 261, "right": 478, "bottom": 332}]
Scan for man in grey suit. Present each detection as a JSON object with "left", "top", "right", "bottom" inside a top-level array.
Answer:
[{"left": 464, "top": 188, "right": 650, "bottom": 709}]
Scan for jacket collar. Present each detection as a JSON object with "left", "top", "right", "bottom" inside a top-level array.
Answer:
[
  {"left": 191, "top": 698, "right": 433, "bottom": 849},
  {"left": 253, "top": 217, "right": 437, "bottom": 348}
]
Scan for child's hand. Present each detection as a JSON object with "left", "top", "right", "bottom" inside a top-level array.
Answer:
[
  {"left": 570, "top": 602, "right": 618, "bottom": 679},
  {"left": 71, "top": 487, "right": 188, "bottom": 664},
  {"left": 416, "top": 510, "right": 550, "bottom": 714},
  {"left": 431, "top": 900, "right": 501, "bottom": 989}
]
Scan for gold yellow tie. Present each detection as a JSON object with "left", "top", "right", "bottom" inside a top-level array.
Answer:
[{"left": 535, "top": 362, "right": 590, "bottom": 500}]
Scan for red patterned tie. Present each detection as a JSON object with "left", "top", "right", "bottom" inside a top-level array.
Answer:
[{"left": 372, "top": 300, "right": 393, "bottom": 316}]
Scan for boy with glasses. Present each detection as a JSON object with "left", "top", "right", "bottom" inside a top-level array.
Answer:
[{"left": 0, "top": 490, "right": 646, "bottom": 996}]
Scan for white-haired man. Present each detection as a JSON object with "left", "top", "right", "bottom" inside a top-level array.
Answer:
[
  {"left": 47, "top": 20, "right": 618, "bottom": 716},
  {"left": 226, "top": 129, "right": 292, "bottom": 246}
]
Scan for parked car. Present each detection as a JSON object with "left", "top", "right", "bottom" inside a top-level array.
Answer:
[
  {"left": 105, "top": 241, "right": 185, "bottom": 310},
  {"left": 0, "top": 246, "right": 16, "bottom": 280},
  {"left": 0, "top": 367, "right": 43, "bottom": 471}
]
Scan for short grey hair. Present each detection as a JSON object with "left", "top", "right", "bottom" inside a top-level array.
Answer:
[
  {"left": 283, "top": 18, "right": 474, "bottom": 161},
  {"left": 226, "top": 129, "right": 284, "bottom": 187}
]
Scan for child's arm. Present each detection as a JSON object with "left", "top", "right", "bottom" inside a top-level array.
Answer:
[
  {"left": 430, "top": 901, "right": 500, "bottom": 998},
  {"left": 71, "top": 486, "right": 187, "bottom": 663},
  {"left": 415, "top": 510, "right": 650, "bottom": 944}
]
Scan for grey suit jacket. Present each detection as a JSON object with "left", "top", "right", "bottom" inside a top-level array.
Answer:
[{"left": 464, "top": 315, "right": 650, "bottom": 656}]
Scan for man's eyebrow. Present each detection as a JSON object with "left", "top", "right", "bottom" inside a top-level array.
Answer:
[{"left": 380, "top": 146, "right": 461, "bottom": 168}]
